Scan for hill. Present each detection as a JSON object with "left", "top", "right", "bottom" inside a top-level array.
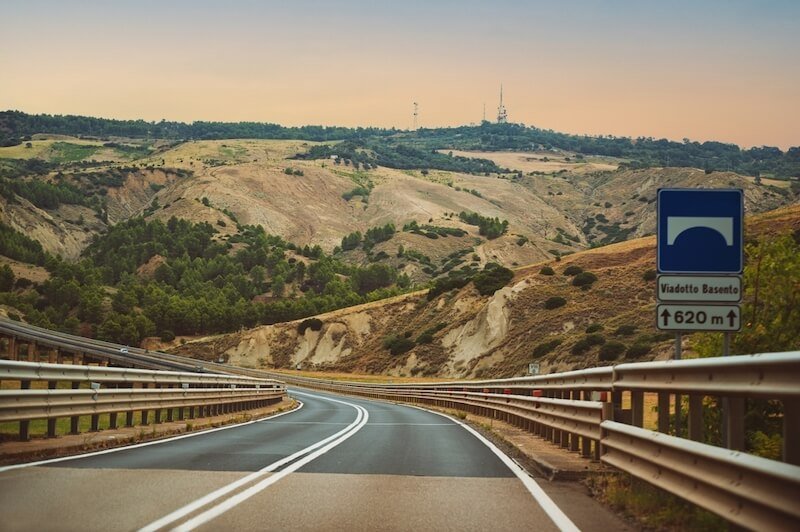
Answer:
[{"left": 165, "top": 205, "right": 800, "bottom": 378}]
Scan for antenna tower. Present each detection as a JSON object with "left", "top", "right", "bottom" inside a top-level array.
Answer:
[
  {"left": 497, "top": 85, "right": 508, "bottom": 123},
  {"left": 413, "top": 102, "right": 419, "bottom": 130}
]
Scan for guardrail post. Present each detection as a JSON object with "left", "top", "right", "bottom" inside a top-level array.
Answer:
[
  {"left": 47, "top": 380, "right": 57, "bottom": 438},
  {"left": 688, "top": 395, "right": 703, "bottom": 441},
  {"left": 726, "top": 397, "right": 745, "bottom": 451},
  {"left": 26, "top": 341, "right": 36, "bottom": 362},
  {"left": 69, "top": 382, "right": 81, "bottom": 434},
  {"left": 90, "top": 414, "right": 99, "bottom": 432},
  {"left": 7, "top": 335, "right": 17, "bottom": 360},
  {"left": 631, "top": 390, "right": 644, "bottom": 428},
  {"left": 18, "top": 378, "right": 31, "bottom": 441},
  {"left": 599, "top": 402, "right": 614, "bottom": 460},
  {"left": 125, "top": 410, "right": 134, "bottom": 427},
  {"left": 784, "top": 398, "right": 800, "bottom": 466},
  {"left": 657, "top": 392, "right": 670, "bottom": 433}
]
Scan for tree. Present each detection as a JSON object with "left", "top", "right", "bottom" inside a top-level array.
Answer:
[{"left": 0, "top": 264, "right": 14, "bottom": 291}]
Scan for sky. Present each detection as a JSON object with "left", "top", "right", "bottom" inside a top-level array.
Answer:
[{"left": 1, "top": 0, "right": 798, "bottom": 148}]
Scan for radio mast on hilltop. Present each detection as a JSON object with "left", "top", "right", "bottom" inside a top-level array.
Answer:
[
  {"left": 413, "top": 102, "right": 419, "bottom": 130},
  {"left": 497, "top": 85, "right": 508, "bottom": 123}
]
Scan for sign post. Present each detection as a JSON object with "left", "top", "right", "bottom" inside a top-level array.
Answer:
[{"left": 656, "top": 188, "right": 744, "bottom": 439}]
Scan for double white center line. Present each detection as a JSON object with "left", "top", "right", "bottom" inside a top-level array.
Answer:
[{"left": 140, "top": 391, "right": 368, "bottom": 532}]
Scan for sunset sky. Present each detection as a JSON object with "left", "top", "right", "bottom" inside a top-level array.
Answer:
[{"left": 2, "top": 1, "right": 798, "bottom": 148}]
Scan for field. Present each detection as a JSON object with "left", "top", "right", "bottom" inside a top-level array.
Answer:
[{"left": 446, "top": 149, "right": 621, "bottom": 175}]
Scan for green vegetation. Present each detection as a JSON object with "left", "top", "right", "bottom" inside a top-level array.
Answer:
[
  {"left": 586, "top": 472, "right": 725, "bottom": 531},
  {"left": 0, "top": 223, "right": 50, "bottom": 265},
  {"left": 539, "top": 266, "right": 555, "bottom": 276},
  {"left": 544, "top": 296, "right": 566, "bottom": 310},
  {"left": 416, "top": 323, "right": 446, "bottom": 345},
  {"left": 614, "top": 324, "right": 637, "bottom": 336},
  {"left": 342, "top": 186, "right": 370, "bottom": 201},
  {"left": 48, "top": 142, "right": 100, "bottom": 163},
  {"left": 0, "top": 217, "right": 412, "bottom": 345},
  {"left": 643, "top": 269, "right": 657, "bottom": 281},
  {"left": 562, "top": 265, "right": 584, "bottom": 276},
  {"left": 297, "top": 318, "right": 323, "bottom": 335},
  {"left": 382, "top": 334, "right": 415, "bottom": 355},
  {"left": 690, "top": 231, "right": 800, "bottom": 458},
  {"left": 472, "top": 263, "right": 514, "bottom": 296},
  {"left": 533, "top": 338, "right": 562, "bottom": 358},
  {"left": 403, "top": 221, "right": 467, "bottom": 238},
  {"left": 572, "top": 271, "right": 598, "bottom": 288},
  {"left": 571, "top": 333, "right": 606, "bottom": 355},
  {"left": 296, "top": 140, "right": 503, "bottom": 174},
  {"left": 585, "top": 323, "right": 604, "bottom": 333},
  {"left": 599, "top": 341, "right": 626, "bottom": 361},
  {"left": 458, "top": 211, "right": 508, "bottom": 239},
  {"left": 625, "top": 342, "right": 652, "bottom": 358}
]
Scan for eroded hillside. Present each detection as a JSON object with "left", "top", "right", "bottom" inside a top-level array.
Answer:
[{"left": 167, "top": 205, "right": 800, "bottom": 378}]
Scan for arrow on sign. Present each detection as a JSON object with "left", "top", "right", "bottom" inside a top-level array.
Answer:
[
  {"left": 660, "top": 308, "right": 671, "bottom": 327},
  {"left": 727, "top": 310, "right": 737, "bottom": 327}
]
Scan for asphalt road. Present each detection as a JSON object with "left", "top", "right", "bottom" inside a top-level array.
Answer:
[{"left": 0, "top": 387, "right": 625, "bottom": 531}]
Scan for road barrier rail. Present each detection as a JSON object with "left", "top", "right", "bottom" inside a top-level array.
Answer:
[
  {"left": 0, "top": 360, "right": 286, "bottom": 441},
  {"left": 270, "top": 350, "right": 800, "bottom": 529}
]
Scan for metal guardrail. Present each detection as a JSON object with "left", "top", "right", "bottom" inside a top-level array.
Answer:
[
  {"left": 0, "top": 360, "right": 286, "bottom": 441},
  {"left": 601, "top": 421, "right": 800, "bottom": 532},
  {"left": 272, "top": 351, "right": 800, "bottom": 528}
]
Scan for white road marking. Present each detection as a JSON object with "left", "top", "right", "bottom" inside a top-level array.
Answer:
[
  {"left": 0, "top": 401, "right": 304, "bottom": 474},
  {"left": 409, "top": 405, "right": 580, "bottom": 532},
  {"left": 140, "top": 391, "right": 368, "bottom": 532}
]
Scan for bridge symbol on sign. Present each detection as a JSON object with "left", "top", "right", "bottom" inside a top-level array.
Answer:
[
  {"left": 666, "top": 217, "right": 734, "bottom": 246},
  {"left": 657, "top": 189, "right": 743, "bottom": 274}
]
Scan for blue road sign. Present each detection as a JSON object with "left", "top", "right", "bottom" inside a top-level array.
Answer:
[{"left": 657, "top": 188, "right": 743, "bottom": 274}]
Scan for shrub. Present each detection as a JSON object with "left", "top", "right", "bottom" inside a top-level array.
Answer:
[
  {"left": 160, "top": 330, "right": 175, "bottom": 342},
  {"left": 416, "top": 322, "right": 446, "bottom": 345},
  {"left": 473, "top": 263, "right": 514, "bottom": 296},
  {"left": 416, "top": 332, "right": 434, "bottom": 344},
  {"left": 544, "top": 296, "right": 566, "bottom": 310},
  {"left": 562, "top": 265, "right": 583, "bottom": 276},
  {"left": 571, "top": 338, "right": 591, "bottom": 355},
  {"left": 298, "top": 318, "right": 324, "bottom": 335},
  {"left": 643, "top": 270, "right": 657, "bottom": 281},
  {"left": 533, "top": 339, "right": 562, "bottom": 358},
  {"left": 572, "top": 271, "right": 598, "bottom": 287},
  {"left": 539, "top": 266, "right": 555, "bottom": 276},
  {"left": 614, "top": 325, "right": 637, "bottom": 336},
  {"left": 626, "top": 342, "right": 652, "bottom": 358},
  {"left": 427, "top": 274, "right": 472, "bottom": 300},
  {"left": 585, "top": 323, "right": 604, "bottom": 334},
  {"left": 599, "top": 341, "right": 626, "bottom": 361},
  {"left": 383, "top": 335, "right": 415, "bottom": 356},
  {"left": 585, "top": 334, "right": 606, "bottom": 346}
]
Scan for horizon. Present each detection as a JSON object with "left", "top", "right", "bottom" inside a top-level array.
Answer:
[{"left": 1, "top": 1, "right": 798, "bottom": 149}]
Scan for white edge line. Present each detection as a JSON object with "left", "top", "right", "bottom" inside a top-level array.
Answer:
[
  {"left": 0, "top": 400, "right": 304, "bottom": 474},
  {"left": 140, "top": 391, "right": 365, "bottom": 532},
  {"left": 406, "top": 404, "right": 580, "bottom": 532},
  {"left": 173, "top": 402, "right": 369, "bottom": 532}
]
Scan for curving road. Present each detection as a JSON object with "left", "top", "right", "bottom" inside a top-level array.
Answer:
[{"left": 0, "top": 387, "right": 616, "bottom": 531}]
